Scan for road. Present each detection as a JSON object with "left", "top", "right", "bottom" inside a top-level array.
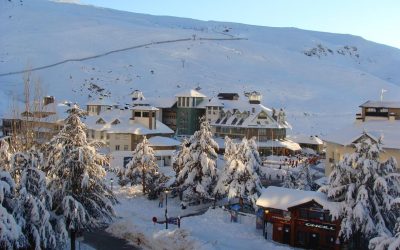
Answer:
[{"left": 82, "top": 229, "right": 137, "bottom": 250}]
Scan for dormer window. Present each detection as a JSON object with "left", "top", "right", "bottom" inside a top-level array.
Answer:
[
  {"left": 258, "top": 111, "right": 268, "bottom": 119},
  {"left": 231, "top": 117, "right": 238, "bottom": 125},
  {"left": 111, "top": 119, "right": 120, "bottom": 125},
  {"left": 96, "top": 118, "right": 106, "bottom": 124}
]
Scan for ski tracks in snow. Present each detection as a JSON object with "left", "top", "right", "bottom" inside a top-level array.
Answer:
[{"left": 0, "top": 36, "right": 247, "bottom": 77}]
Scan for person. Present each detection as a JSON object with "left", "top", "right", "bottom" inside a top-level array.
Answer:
[{"left": 159, "top": 193, "right": 164, "bottom": 208}]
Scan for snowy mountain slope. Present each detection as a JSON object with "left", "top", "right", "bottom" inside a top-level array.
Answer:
[{"left": 1, "top": 0, "right": 400, "bottom": 135}]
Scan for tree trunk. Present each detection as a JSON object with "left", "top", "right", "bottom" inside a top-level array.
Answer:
[
  {"left": 142, "top": 165, "right": 145, "bottom": 193},
  {"left": 70, "top": 229, "right": 76, "bottom": 250}
]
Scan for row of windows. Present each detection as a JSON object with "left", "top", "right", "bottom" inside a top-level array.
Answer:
[
  {"left": 366, "top": 108, "right": 389, "bottom": 112},
  {"left": 299, "top": 208, "right": 332, "bottom": 222},
  {"left": 134, "top": 111, "right": 155, "bottom": 118},
  {"left": 177, "top": 97, "right": 203, "bottom": 107},
  {"left": 115, "top": 145, "right": 129, "bottom": 151}
]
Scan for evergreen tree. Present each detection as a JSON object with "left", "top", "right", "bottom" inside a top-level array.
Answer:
[
  {"left": 369, "top": 218, "right": 400, "bottom": 250},
  {"left": 320, "top": 134, "right": 400, "bottom": 248},
  {"left": 44, "top": 105, "right": 116, "bottom": 250},
  {"left": 297, "top": 163, "right": 315, "bottom": 191},
  {"left": 172, "top": 138, "right": 190, "bottom": 177},
  {"left": 176, "top": 118, "right": 218, "bottom": 202},
  {"left": 11, "top": 151, "right": 62, "bottom": 249},
  {"left": 0, "top": 139, "right": 12, "bottom": 172},
  {"left": 215, "top": 137, "right": 262, "bottom": 209},
  {"left": 0, "top": 170, "right": 25, "bottom": 249},
  {"left": 120, "top": 136, "right": 165, "bottom": 197},
  {"left": 282, "top": 169, "right": 297, "bottom": 189}
]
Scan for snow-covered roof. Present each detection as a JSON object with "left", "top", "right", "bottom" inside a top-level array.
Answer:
[
  {"left": 202, "top": 97, "right": 224, "bottom": 107},
  {"left": 360, "top": 100, "right": 400, "bottom": 109},
  {"left": 86, "top": 98, "right": 116, "bottom": 106},
  {"left": 131, "top": 106, "right": 159, "bottom": 111},
  {"left": 288, "top": 135, "right": 324, "bottom": 145},
  {"left": 257, "top": 139, "right": 301, "bottom": 151},
  {"left": 324, "top": 120, "right": 400, "bottom": 149},
  {"left": 200, "top": 94, "right": 290, "bottom": 129},
  {"left": 175, "top": 89, "right": 207, "bottom": 98},
  {"left": 84, "top": 110, "right": 173, "bottom": 135},
  {"left": 148, "top": 97, "right": 177, "bottom": 108},
  {"left": 256, "top": 186, "right": 337, "bottom": 211},
  {"left": 214, "top": 137, "right": 301, "bottom": 151},
  {"left": 148, "top": 136, "right": 180, "bottom": 147},
  {"left": 154, "top": 149, "right": 176, "bottom": 157}
]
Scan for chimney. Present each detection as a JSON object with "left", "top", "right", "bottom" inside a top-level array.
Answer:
[
  {"left": 43, "top": 96, "right": 55, "bottom": 106},
  {"left": 248, "top": 91, "right": 262, "bottom": 104}
]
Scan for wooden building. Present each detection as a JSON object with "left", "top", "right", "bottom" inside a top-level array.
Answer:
[{"left": 256, "top": 186, "right": 341, "bottom": 250}]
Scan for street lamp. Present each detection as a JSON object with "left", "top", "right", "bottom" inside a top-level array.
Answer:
[
  {"left": 110, "top": 178, "right": 114, "bottom": 192},
  {"left": 165, "top": 189, "right": 169, "bottom": 229}
]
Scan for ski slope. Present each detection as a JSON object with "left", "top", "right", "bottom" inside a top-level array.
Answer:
[{"left": 1, "top": 0, "right": 400, "bottom": 135}]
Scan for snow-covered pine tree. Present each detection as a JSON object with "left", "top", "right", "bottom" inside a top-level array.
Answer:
[
  {"left": 11, "top": 151, "right": 64, "bottom": 249},
  {"left": 238, "top": 137, "right": 263, "bottom": 209},
  {"left": 0, "top": 169, "right": 25, "bottom": 249},
  {"left": 369, "top": 218, "right": 400, "bottom": 250},
  {"left": 176, "top": 117, "right": 218, "bottom": 202},
  {"left": 297, "top": 163, "right": 315, "bottom": 191},
  {"left": 214, "top": 136, "right": 241, "bottom": 198},
  {"left": 320, "top": 134, "right": 400, "bottom": 248},
  {"left": 44, "top": 105, "right": 116, "bottom": 250},
  {"left": 120, "top": 136, "right": 165, "bottom": 197},
  {"left": 215, "top": 137, "right": 263, "bottom": 209},
  {"left": 172, "top": 138, "right": 190, "bottom": 177},
  {"left": 0, "top": 139, "right": 12, "bottom": 172},
  {"left": 282, "top": 169, "right": 297, "bottom": 189}
]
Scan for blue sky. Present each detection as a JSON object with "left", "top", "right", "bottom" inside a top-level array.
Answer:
[{"left": 80, "top": 0, "right": 400, "bottom": 49}]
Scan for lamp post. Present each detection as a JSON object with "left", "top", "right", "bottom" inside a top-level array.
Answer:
[
  {"left": 110, "top": 178, "right": 114, "bottom": 192},
  {"left": 165, "top": 189, "right": 169, "bottom": 229}
]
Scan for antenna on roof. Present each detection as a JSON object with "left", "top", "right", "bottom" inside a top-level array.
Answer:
[{"left": 381, "top": 89, "right": 387, "bottom": 102}]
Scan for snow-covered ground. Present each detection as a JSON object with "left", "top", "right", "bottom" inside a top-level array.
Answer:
[{"left": 105, "top": 173, "right": 292, "bottom": 250}]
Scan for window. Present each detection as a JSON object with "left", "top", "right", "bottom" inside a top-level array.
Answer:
[
  {"left": 323, "top": 212, "right": 332, "bottom": 222},
  {"left": 309, "top": 210, "right": 324, "bottom": 220},
  {"left": 115, "top": 145, "right": 120, "bottom": 151},
  {"left": 96, "top": 118, "right": 106, "bottom": 124},
  {"left": 106, "top": 134, "right": 110, "bottom": 140},
  {"left": 186, "top": 98, "right": 189, "bottom": 107},
  {"left": 100, "top": 131, "right": 104, "bottom": 140},
  {"left": 112, "top": 119, "right": 120, "bottom": 125},
  {"left": 134, "top": 112, "right": 141, "bottom": 117},
  {"left": 124, "top": 145, "right": 129, "bottom": 151},
  {"left": 367, "top": 108, "right": 376, "bottom": 112},
  {"left": 142, "top": 112, "right": 149, "bottom": 117},
  {"left": 299, "top": 209, "right": 308, "bottom": 219}
]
